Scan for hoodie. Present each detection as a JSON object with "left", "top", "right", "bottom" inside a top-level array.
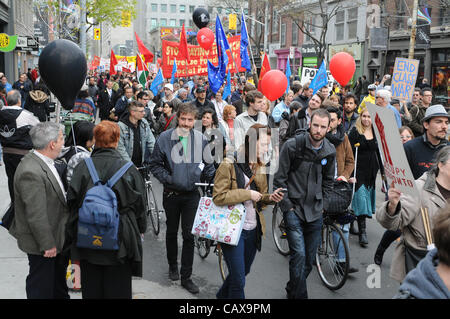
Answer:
[
  {"left": 24, "top": 90, "right": 50, "bottom": 122},
  {"left": 394, "top": 248, "right": 450, "bottom": 299}
]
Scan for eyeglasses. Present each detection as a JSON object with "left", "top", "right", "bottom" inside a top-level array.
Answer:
[{"left": 423, "top": 94, "right": 432, "bottom": 97}]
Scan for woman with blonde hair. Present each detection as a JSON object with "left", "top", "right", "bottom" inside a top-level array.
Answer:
[
  {"left": 218, "top": 104, "right": 237, "bottom": 147},
  {"left": 348, "top": 107, "right": 384, "bottom": 247}
]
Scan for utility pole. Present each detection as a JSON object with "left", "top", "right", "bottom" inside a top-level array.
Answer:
[
  {"left": 408, "top": 0, "right": 419, "bottom": 59},
  {"left": 80, "top": 0, "right": 87, "bottom": 56},
  {"left": 263, "top": 1, "right": 269, "bottom": 54}
]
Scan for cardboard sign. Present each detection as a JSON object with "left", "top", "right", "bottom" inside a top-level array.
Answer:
[
  {"left": 162, "top": 35, "right": 246, "bottom": 78},
  {"left": 300, "top": 67, "right": 335, "bottom": 90},
  {"left": 391, "top": 58, "right": 419, "bottom": 102},
  {"left": 366, "top": 102, "right": 419, "bottom": 198}
]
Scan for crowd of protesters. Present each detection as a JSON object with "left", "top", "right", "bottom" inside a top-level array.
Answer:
[{"left": 0, "top": 66, "right": 449, "bottom": 300}]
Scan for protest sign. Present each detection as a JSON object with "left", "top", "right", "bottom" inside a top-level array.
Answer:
[
  {"left": 366, "top": 102, "right": 419, "bottom": 198},
  {"left": 300, "top": 67, "right": 335, "bottom": 90},
  {"left": 162, "top": 35, "right": 246, "bottom": 78},
  {"left": 391, "top": 58, "right": 419, "bottom": 102}
]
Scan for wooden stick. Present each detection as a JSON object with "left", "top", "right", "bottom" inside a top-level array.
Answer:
[{"left": 420, "top": 207, "right": 432, "bottom": 246}]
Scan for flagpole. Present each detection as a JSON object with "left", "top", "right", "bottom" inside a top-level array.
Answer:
[{"left": 242, "top": 9, "right": 259, "bottom": 82}]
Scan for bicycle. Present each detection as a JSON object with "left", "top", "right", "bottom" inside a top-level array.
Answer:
[
  {"left": 315, "top": 211, "right": 352, "bottom": 290},
  {"left": 138, "top": 166, "right": 162, "bottom": 235},
  {"left": 193, "top": 183, "right": 228, "bottom": 282},
  {"left": 272, "top": 203, "right": 291, "bottom": 256}
]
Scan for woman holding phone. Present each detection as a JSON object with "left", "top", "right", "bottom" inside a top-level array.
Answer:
[{"left": 213, "top": 124, "right": 284, "bottom": 299}]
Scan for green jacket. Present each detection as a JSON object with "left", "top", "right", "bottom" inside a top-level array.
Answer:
[
  {"left": 66, "top": 148, "right": 147, "bottom": 276},
  {"left": 10, "top": 151, "right": 69, "bottom": 255}
]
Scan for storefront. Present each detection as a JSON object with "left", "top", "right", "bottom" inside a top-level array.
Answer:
[
  {"left": 275, "top": 47, "right": 301, "bottom": 74},
  {"left": 431, "top": 48, "right": 449, "bottom": 108},
  {"left": 301, "top": 43, "right": 318, "bottom": 70},
  {"left": 0, "top": 0, "right": 10, "bottom": 75}
]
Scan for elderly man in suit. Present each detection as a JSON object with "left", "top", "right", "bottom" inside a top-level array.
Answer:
[{"left": 9, "top": 122, "right": 69, "bottom": 299}]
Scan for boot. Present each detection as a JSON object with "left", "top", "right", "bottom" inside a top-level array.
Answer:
[
  {"left": 357, "top": 216, "right": 368, "bottom": 247},
  {"left": 349, "top": 221, "right": 359, "bottom": 235},
  {"left": 374, "top": 244, "right": 386, "bottom": 266}
]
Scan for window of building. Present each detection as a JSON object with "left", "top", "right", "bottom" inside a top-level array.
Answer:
[
  {"left": 160, "top": 18, "right": 167, "bottom": 26},
  {"left": 180, "top": 19, "right": 185, "bottom": 27},
  {"left": 170, "top": 19, "right": 176, "bottom": 27},
  {"left": 208, "top": 6, "right": 213, "bottom": 14},
  {"left": 161, "top": 4, "right": 167, "bottom": 13},
  {"left": 347, "top": 8, "right": 358, "bottom": 39},
  {"left": 336, "top": 10, "right": 345, "bottom": 41},
  {"left": 171, "top": 4, "right": 176, "bottom": 13},
  {"left": 180, "top": 5, "right": 185, "bottom": 13},
  {"left": 281, "top": 23, "right": 286, "bottom": 47},
  {"left": 151, "top": 3, "right": 157, "bottom": 12},
  {"left": 305, "top": 17, "right": 315, "bottom": 43},
  {"left": 151, "top": 18, "right": 158, "bottom": 28},
  {"left": 272, "top": 8, "right": 278, "bottom": 34},
  {"left": 292, "top": 22, "right": 298, "bottom": 46},
  {"left": 190, "top": 5, "right": 195, "bottom": 13},
  {"left": 217, "top": 7, "right": 222, "bottom": 14}
]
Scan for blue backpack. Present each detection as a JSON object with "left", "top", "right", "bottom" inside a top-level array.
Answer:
[{"left": 77, "top": 158, "right": 133, "bottom": 251}]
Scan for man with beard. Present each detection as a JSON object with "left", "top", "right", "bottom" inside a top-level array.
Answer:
[
  {"left": 342, "top": 94, "right": 359, "bottom": 133},
  {"left": 404, "top": 104, "right": 449, "bottom": 179},
  {"left": 274, "top": 109, "right": 336, "bottom": 299},
  {"left": 148, "top": 103, "right": 215, "bottom": 295}
]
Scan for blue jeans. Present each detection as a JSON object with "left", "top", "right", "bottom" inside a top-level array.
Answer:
[
  {"left": 284, "top": 210, "right": 323, "bottom": 299},
  {"left": 217, "top": 228, "right": 257, "bottom": 299},
  {"left": 332, "top": 223, "right": 350, "bottom": 262}
]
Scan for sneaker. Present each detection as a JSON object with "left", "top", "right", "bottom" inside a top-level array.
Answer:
[
  {"left": 169, "top": 265, "right": 179, "bottom": 281},
  {"left": 348, "top": 266, "right": 359, "bottom": 274},
  {"left": 181, "top": 278, "right": 199, "bottom": 294}
]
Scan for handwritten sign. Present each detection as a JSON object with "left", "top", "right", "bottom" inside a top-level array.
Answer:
[
  {"left": 391, "top": 58, "right": 419, "bottom": 102},
  {"left": 366, "top": 102, "right": 419, "bottom": 198},
  {"left": 300, "top": 67, "right": 335, "bottom": 90}
]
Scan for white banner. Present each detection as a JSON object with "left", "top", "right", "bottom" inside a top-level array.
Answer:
[
  {"left": 300, "top": 67, "right": 335, "bottom": 90},
  {"left": 366, "top": 102, "right": 419, "bottom": 198}
]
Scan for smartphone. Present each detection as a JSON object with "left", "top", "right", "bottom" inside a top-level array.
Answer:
[{"left": 278, "top": 188, "right": 288, "bottom": 193}]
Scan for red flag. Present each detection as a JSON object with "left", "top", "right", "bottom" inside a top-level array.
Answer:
[
  {"left": 135, "top": 32, "right": 154, "bottom": 63},
  {"left": 258, "top": 53, "right": 271, "bottom": 91},
  {"left": 110, "top": 49, "right": 118, "bottom": 75},
  {"left": 177, "top": 24, "right": 190, "bottom": 63}
]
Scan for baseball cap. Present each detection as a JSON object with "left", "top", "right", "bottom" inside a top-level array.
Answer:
[
  {"left": 196, "top": 85, "right": 206, "bottom": 93},
  {"left": 164, "top": 83, "right": 174, "bottom": 91},
  {"left": 368, "top": 84, "right": 377, "bottom": 90},
  {"left": 422, "top": 104, "right": 450, "bottom": 123}
]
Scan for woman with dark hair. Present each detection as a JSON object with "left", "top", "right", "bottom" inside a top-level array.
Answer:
[
  {"left": 66, "top": 120, "right": 147, "bottom": 299},
  {"left": 24, "top": 82, "right": 50, "bottom": 122},
  {"left": 213, "top": 124, "right": 284, "bottom": 299},
  {"left": 201, "top": 108, "right": 225, "bottom": 168},
  {"left": 72, "top": 85, "right": 96, "bottom": 121},
  {"left": 153, "top": 100, "right": 177, "bottom": 135}
]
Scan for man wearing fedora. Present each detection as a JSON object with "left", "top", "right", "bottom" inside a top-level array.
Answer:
[{"left": 404, "top": 104, "right": 450, "bottom": 180}]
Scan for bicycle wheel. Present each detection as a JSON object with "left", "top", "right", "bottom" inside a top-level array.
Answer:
[
  {"left": 217, "top": 244, "right": 228, "bottom": 282},
  {"left": 315, "top": 222, "right": 349, "bottom": 290},
  {"left": 194, "top": 236, "right": 211, "bottom": 259},
  {"left": 272, "top": 204, "right": 290, "bottom": 256},
  {"left": 147, "top": 183, "right": 161, "bottom": 235}
]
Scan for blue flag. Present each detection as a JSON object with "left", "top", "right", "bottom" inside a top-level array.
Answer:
[
  {"left": 150, "top": 69, "right": 164, "bottom": 96},
  {"left": 310, "top": 61, "right": 328, "bottom": 95},
  {"left": 170, "top": 59, "right": 177, "bottom": 84},
  {"left": 208, "top": 16, "right": 230, "bottom": 94},
  {"left": 240, "top": 13, "right": 251, "bottom": 72},
  {"left": 222, "top": 70, "right": 231, "bottom": 101},
  {"left": 285, "top": 58, "right": 291, "bottom": 95}
]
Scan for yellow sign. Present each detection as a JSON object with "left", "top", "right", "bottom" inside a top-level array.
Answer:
[
  {"left": 229, "top": 14, "right": 237, "bottom": 30},
  {"left": 121, "top": 11, "right": 132, "bottom": 27},
  {"left": 93, "top": 28, "right": 101, "bottom": 40},
  {"left": 0, "top": 33, "right": 17, "bottom": 52}
]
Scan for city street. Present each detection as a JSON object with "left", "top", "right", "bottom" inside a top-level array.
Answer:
[{"left": 0, "top": 161, "right": 399, "bottom": 299}]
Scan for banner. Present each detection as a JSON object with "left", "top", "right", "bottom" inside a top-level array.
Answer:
[
  {"left": 300, "top": 67, "right": 335, "bottom": 90},
  {"left": 162, "top": 35, "right": 246, "bottom": 78},
  {"left": 391, "top": 58, "right": 419, "bottom": 102},
  {"left": 366, "top": 102, "right": 419, "bottom": 198}
]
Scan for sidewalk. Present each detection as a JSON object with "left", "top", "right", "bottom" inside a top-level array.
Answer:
[{"left": 0, "top": 163, "right": 196, "bottom": 299}]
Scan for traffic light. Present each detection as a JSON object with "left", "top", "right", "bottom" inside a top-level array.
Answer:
[{"left": 94, "top": 28, "right": 101, "bottom": 40}]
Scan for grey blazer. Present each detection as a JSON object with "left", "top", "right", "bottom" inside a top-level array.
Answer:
[{"left": 10, "top": 151, "right": 69, "bottom": 255}]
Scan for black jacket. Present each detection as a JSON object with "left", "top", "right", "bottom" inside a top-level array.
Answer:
[
  {"left": 66, "top": 148, "right": 147, "bottom": 277},
  {"left": 404, "top": 134, "right": 450, "bottom": 180},
  {"left": 24, "top": 90, "right": 50, "bottom": 122},
  {"left": 274, "top": 131, "right": 336, "bottom": 222},
  {"left": 285, "top": 105, "right": 309, "bottom": 139},
  {"left": 97, "top": 88, "right": 118, "bottom": 120}
]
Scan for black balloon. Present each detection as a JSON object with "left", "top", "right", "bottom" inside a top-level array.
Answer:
[
  {"left": 193, "top": 8, "right": 210, "bottom": 29},
  {"left": 38, "top": 39, "right": 87, "bottom": 110}
]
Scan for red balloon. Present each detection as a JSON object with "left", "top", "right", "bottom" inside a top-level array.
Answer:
[
  {"left": 197, "top": 28, "right": 214, "bottom": 50},
  {"left": 260, "top": 70, "right": 288, "bottom": 101},
  {"left": 329, "top": 52, "right": 356, "bottom": 87}
]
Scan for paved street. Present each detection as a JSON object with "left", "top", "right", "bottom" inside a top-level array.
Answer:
[{"left": 0, "top": 161, "right": 400, "bottom": 299}]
